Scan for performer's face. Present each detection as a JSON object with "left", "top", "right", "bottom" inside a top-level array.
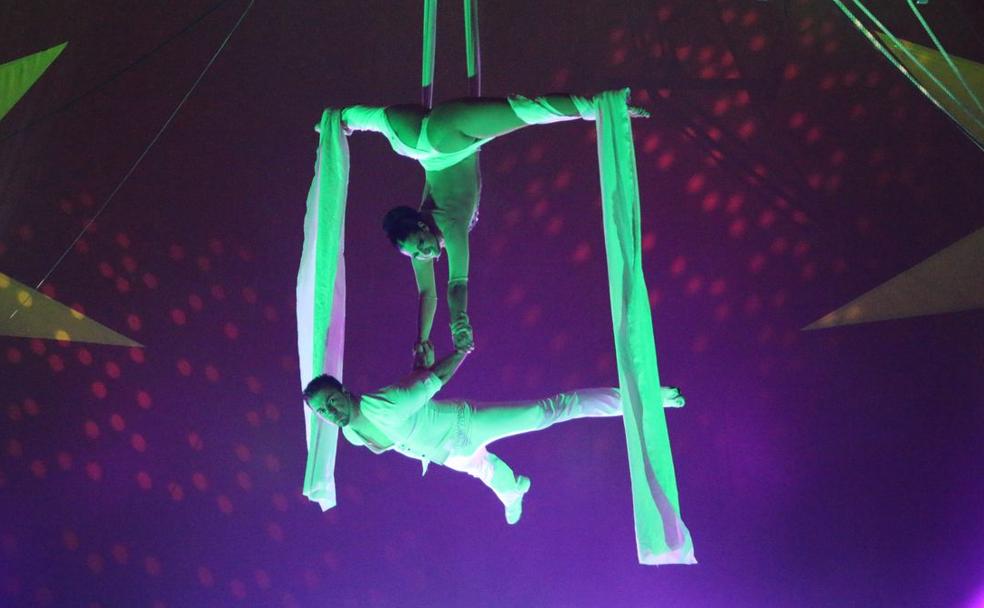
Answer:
[
  {"left": 398, "top": 223, "right": 442, "bottom": 261},
  {"left": 310, "top": 388, "right": 354, "bottom": 427}
]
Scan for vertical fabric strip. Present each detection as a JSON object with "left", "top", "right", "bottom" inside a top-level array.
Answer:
[
  {"left": 297, "top": 109, "right": 349, "bottom": 510},
  {"left": 594, "top": 89, "right": 696, "bottom": 565}
]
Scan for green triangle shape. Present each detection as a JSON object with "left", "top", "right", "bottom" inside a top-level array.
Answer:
[
  {"left": 805, "top": 227, "right": 984, "bottom": 329},
  {"left": 0, "top": 42, "right": 67, "bottom": 123},
  {"left": 0, "top": 271, "right": 141, "bottom": 347},
  {"left": 877, "top": 34, "right": 984, "bottom": 150}
]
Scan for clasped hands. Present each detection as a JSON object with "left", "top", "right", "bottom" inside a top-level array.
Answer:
[{"left": 412, "top": 315, "right": 474, "bottom": 369}]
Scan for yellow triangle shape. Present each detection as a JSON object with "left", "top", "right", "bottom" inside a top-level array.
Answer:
[
  {"left": 0, "top": 42, "right": 68, "bottom": 123},
  {"left": 805, "top": 227, "right": 984, "bottom": 329},
  {"left": 0, "top": 271, "right": 141, "bottom": 347},
  {"left": 877, "top": 34, "right": 984, "bottom": 149}
]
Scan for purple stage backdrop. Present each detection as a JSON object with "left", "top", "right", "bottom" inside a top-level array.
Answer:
[{"left": 1, "top": 1, "right": 983, "bottom": 607}]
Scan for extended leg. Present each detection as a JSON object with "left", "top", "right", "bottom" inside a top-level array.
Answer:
[
  {"left": 444, "top": 447, "right": 531, "bottom": 524},
  {"left": 425, "top": 95, "right": 591, "bottom": 152}
]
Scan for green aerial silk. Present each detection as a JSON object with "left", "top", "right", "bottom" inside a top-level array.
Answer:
[
  {"left": 297, "top": 109, "right": 348, "bottom": 510},
  {"left": 595, "top": 89, "right": 695, "bottom": 564},
  {"left": 0, "top": 42, "right": 67, "bottom": 123}
]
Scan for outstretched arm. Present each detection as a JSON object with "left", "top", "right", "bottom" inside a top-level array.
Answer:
[
  {"left": 430, "top": 329, "right": 473, "bottom": 386},
  {"left": 411, "top": 258, "right": 438, "bottom": 368}
]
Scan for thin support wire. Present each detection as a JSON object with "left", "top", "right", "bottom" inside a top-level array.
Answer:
[
  {"left": 30, "top": 0, "right": 256, "bottom": 296},
  {"left": 906, "top": 0, "right": 984, "bottom": 114}
]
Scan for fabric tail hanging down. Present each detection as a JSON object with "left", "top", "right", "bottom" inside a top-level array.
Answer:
[
  {"left": 297, "top": 109, "right": 348, "bottom": 510},
  {"left": 594, "top": 89, "right": 696, "bottom": 565}
]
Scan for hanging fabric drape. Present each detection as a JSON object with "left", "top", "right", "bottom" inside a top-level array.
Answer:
[
  {"left": 595, "top": 89, "right": 695, "bottom": 565},
  {"left": 297, "top": 109, "right": 348, "bottom": 510}
]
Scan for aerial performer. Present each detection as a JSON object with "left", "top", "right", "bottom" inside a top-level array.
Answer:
[
  {"left": 302, "top": 328, "right": 686, "bottom": 524},
  {"left": 335, "top": 95, "right": 648, "bottom": 363},
  {"left": 297, "top": 1, "right": 694, "bottom": 566}
]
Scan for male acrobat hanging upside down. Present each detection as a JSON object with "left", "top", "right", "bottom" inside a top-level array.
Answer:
[
  {"left": 302, "top": 324, "right": 684, "bottom": 524},
  {"left": 336, "top": 93, "right": 648, "bottom": 367}
]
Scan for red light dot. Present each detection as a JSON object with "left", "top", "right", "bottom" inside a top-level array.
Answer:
[
  {"left": 176, "top": 359, "right": 192, "bottom": 376},
  {"left": 264, "top": 403, "right": 280, "bottom": 421},
  {"left": 204, "top": 365, "right": 220, "bottom": 383},
  {"left": 115, "top": 233, "right": 131, "bottom": 249},
  {"left": 642, "top": 232, "right": 656, "bottom": 252},
  {"left": 264, "top": 454, "right": 281, "bottom": 473},
  {"left": 84, "top": 420, "right": 101, "bottom": 439},
  {"left": 224, "top": 322, "right": 239, "bottom": 340},
  {"left": 246, "top": 376, "right": 262, "bottom": 394},
  {"left": 23, "top": 399, "right": 39, "bottom": 416},
  {"left": 142, "top": 273, "right": 159, "bottom": 289},
  {"left": 272, "top": 494, "right": 288, "bottom": 512},
  {"left": 6, "top": 347, "right": 22, "bottom": 363},
  {"left": 749, "top": 253, "right": 767, "bottom": 273},
  {"left": 47, "top": 354, "right": 65, "bottom": 372},
  {"left": 98, "top": 262, "right": 114, "bottom": 278},
  {"left": 230, "top": 580, "right": 247, "bottom": 599},
  {"left": 263, "top": 305, "right": 278, "bottom": 322},
  {"left": 234, "top": 444, "right": 251, "bottom": 462},
  {"left": 136, "top": 471, "right": 152, "bottom": 490},
  {"left": 130, "top": 434, "right": 147, "bottom": 453},
  {"left": 188, "top": 294, "right": 203, "bottom": 311},
  {"left": 91, "top": 382, "right": 107, "bottom": 399},
  {"left": 87, "top": 553, "right": 105, "bottom": 574},
  {"left": 188, "top": 432, "right": 203, "bottom": 451},
  {"left": 170, "top": 309, "right": 186, "bottom": 325},
  {"left": 136, "top": 390, "right": 153, "bottom": 409},
  {"left": 246, "top": 411, "right": 260, "bottom": 426},
  {"left": 30, "top": 339, "right": 46, "bottom": 355},
  {"left": 217, "top": 495, "right": 233, "bottom": 514},
  {"left": 254, "top": 569, "right": 271, "bottom": 590},
  {"left": 656, "top": 151, "right": 675, "bottom": 170},
  {"left": 198, "top": 566, "right": 215, "bottom": 587},
  {"left": 167, "top": 482, "right": 184, "bottom": 502},
  {"left": 685, "top": 174, "right": 706, "bottom": 194},
  {"left": 85, "top": 462, "right": 103, "bottom": 481},
  {"left": 111, "top": 544, "right": 129, "bottom": 564},
  {"left": 670, "top": 256, "right": 687, "bottom": 276},
  {"left": 30, "top": 460, "right": 47, "bottom": 478},
  {"left": 236, "top": 471, "right": 253, "bottom": 491},
  {"left": 210, "top": 284, "right": 226, "bottom": 300},
  {"left": 570, "top": 242, "right": 591, "bottom": 264},
  {"left": 77, "top": 348, "right": 93, "bottom": 365},
  {"left": 105, "top": 362, "right": 121, "bottom": 379},
  {"left": 127, "top": 314, "right": 141, "bottom": 331},
  {"left": 109, "top": 414, "right": 125, "bottom": 432},
  {"left": 169, "top": 244, "right": 185, "bottom": 261},
  {"left": 242, "top": 287, "right": 258, "bottom": 304},
  {"left": 267, "top": 523, "right": 284, "bottom": 542},
  {"left": 63, "top": 530, "right": 79, "bottom": 551},
  {"left": 57, "top": 452, "right": 73, "bottom": 470},
  {"left": 129, "top": 348, "right": 144, "bottom": 364},
  {"left": 145, "top": 556, "right": 162, "bottom": 576},
  {"left": 192, "top": 472, "right": 208, "bottom": 491}
]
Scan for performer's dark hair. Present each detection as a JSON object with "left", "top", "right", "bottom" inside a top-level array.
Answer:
[
  {"left": 382, "top": 205, "right": 423, "bottom": 247},
  {"left": 303, "top": 374, "right": 343, "bottom": 401}
]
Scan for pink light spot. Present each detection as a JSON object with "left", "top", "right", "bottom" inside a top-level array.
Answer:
[
  {"left": 224, "top": 322, "right": 239, "bottom": 340},
  {"left": 205, "top": 365, "right": 220, "bottom": 383},
  {"left": 85, "top": 462, "right": 103, "bottom": 481},
  {"left": 145, "top": 556, "right": 162, "bottom": 577},
  {"left": 142, "top": 272, "right": 158, "bottom": 289},
  {"left": 197, "top": 256, "right": 212, "bottom": 272},
  {"left": 208, "top": 238, "right": 224, "bottom": 255},
  {"left": 30, "top": 339, "right": 46, "bottom": 355},
  {"left": 728, "top": 219, "right": 747, "bottom": 238},
  {"left": 748, "top": 35, "right": 766, "bottom": 51},
  {"left": 115, "top": 277, "right": 130, "bottom": 293},
  {"left": 23, "top": 399, "right": 39, "bottom": 416},
  {"left": 121, "top": 255, "right": 137, "bottom": 272},
  {"left": 109, "top": 414, "right": 125, "bottom": 432},
  {"left": 87, "top": 552, "right": 105, "bottom": 574},
  {"left": 5, "top": 347, "right": 21, "bottom": 364},
  {"left": 726, "top": 194, "right": 744, "bottom": 214},
  {"left": 192, "top": 472, "right": 208, "bottom": 491},
  {"left": 264, "top": 454, "right": 281, "bottom": 473},
  {"left": 749, "top": 253, "right": 767, "bottom": 273},
  {"left": 657, "top": 151, "right": 675, "bottom": 170},
  {"left": 685, "top": 276, "right": 703, "bottom": 295},
  {"left": 136, "top": 390, "right": 152, "bottom": 409},
  {"left": 136, "top": 471, "right": 152, "bottom": 490},
  {"left": 267, "top": 523, "right": 285, "bottom": 542},
  {"left": 30, "top": 460, "right": 47, "bottom": 479},
  {"left": 210, "top": 285, "right": 226, "bottom": 300},
  {"left": 758, "top": 210, "right": 776, "bottom": 228},
  {"left": 129, "top": 348, "right": 144, "bottom": 363},
  {"left": 84, "top": 420, "right": 100, "bottom": 439},
  {"left": 263, "top": 305, "right": 278, "bottom": 321},
  {"left": 168, "top": 481, "right": 184, "bottom": 502},
  {"left": 738, "top": 120, "right": 757, "bottom": 140},
  {"left": 57, "top": 452, "right": 73, "bottom": 470},
  {"left": 98, "top": 262, "right": 114, "bottom": 278},
  {"left": 111, "top": 544, "right": 128, "bottom": 565},
  {"left": 105, "top": 362, "right": 121, "bottom": 379},
  {"left": 242, "top": 287, "right": 258, "bottom": 304},
  {"left": 685, "top": 174, "right": 706, "bottom": 194},
  {"left": 130, "top": 433, "right": 147, "bottom": 453},
  {"left": 47, "top": 354, "right": 65, "bottom": 372},
  {"left": 188, "top": 294, "right": 204, "bottom": 311},
  {"left": 234, "top": 444, "right": 251, "bottom": 462},
  {"left": 246, "top": 376, "right": 262, "bottom": 394},
  {"left": 230, "top": 580, "right": 247, "bottom": 599},
  {"left": 272, "top": 494, "right": 288, "bottom": 512},
  {"left": 788, "top": 112, "right": 806, "bottom": 129},
  {"left": 217, "top": 495, "right": 234, "bottom": 514},
  {"left": 188, "top": 432, "right": 204, "bottom": 451},
  {"left": 709, "top": 279, "right": 726, "bottom": 296},
  {"left": 115, "top": 233, "right": 131, "bottom": 249},
  {"left": 254, "top": 569, "right": 271, "bottom": 590},
  {"left": 642, "top": 232, "right": 656, "bottom": 252},
  {"left": 783, "top": 63, "right": 800, "bottom": 80},
  {"left": 264, "top": 403, "right": 280, "bottom": 421},
  {"left": 245, "top": 411, "right": 260, "bottom": 427},
  {"left": 701, "top": 192, "right": 720, "bottom": 212},
  {"left": 670, "top": 256, "right": 687, "bottom": 276},
  {"left": 176, "top": 359, "right": 192, "bottom": 377},
  {"left": 198, "top": 567, "right": 215, "bottom": 588},
  {"left": 63, "top": 530, "right": 79, "bottom": 551},
  {"left": 236, "top": 471, "right": 253, "bottom": 491},
  {"left": 126, "top": 314, "right": 141, "bottom": 331}
]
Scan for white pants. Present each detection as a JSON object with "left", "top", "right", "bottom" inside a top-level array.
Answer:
[{"left": 442, "top": 388, "right": 621, "bottom": 504}]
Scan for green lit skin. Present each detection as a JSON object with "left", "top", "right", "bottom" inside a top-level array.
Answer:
[{"left": 379, "top": 96, "right": 589, "bottom": 358}]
